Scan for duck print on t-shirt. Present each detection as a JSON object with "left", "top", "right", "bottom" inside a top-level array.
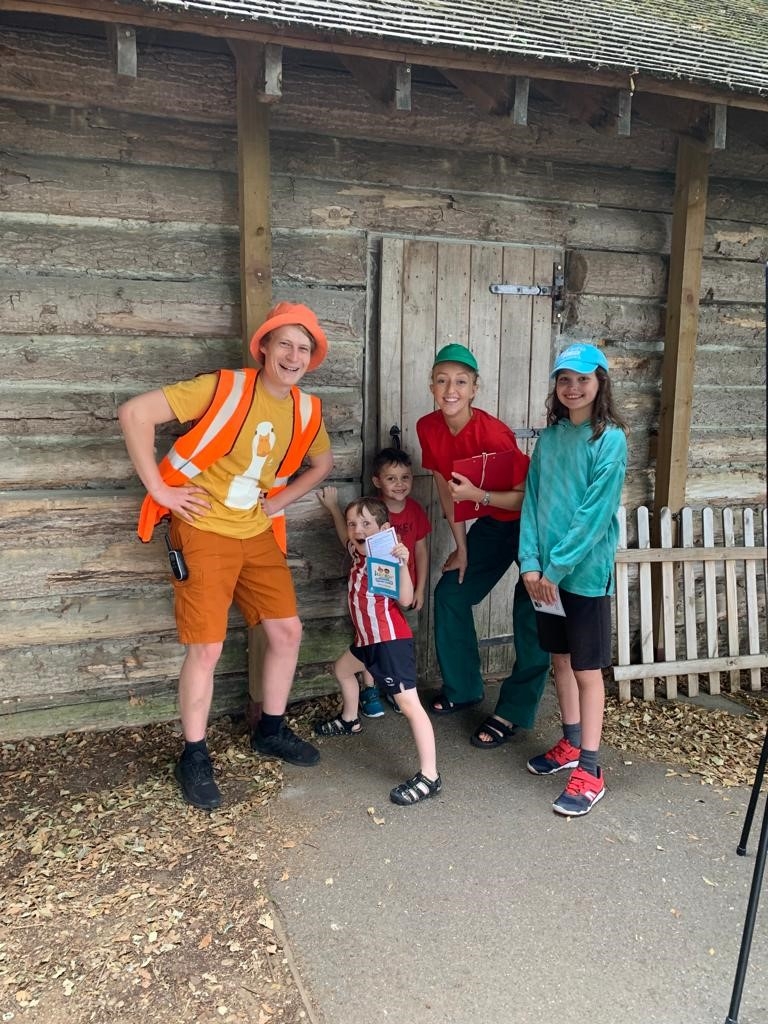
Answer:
[{"left": 225, "top": 420, "right": 276, "bottom": 510}]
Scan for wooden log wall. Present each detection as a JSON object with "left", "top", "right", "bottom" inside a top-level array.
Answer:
[{"left": 0, "top": 22, "right": 766, "bottom": 738}]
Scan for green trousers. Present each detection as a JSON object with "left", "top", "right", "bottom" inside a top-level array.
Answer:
[{"left": 433, "top": 516, "right": 551, "bottom": 729}]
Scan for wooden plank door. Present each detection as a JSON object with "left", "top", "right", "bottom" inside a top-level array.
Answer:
[{"left": 379, "top": 237, "right": 561, "bottom": 681}]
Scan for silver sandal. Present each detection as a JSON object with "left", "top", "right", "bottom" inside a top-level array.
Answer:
[
  {"left": 314, "top": 716, "right": 361, "bottom": 737},
  {"left": 389, "top": 771, "right": 442, "bottom": 805}
]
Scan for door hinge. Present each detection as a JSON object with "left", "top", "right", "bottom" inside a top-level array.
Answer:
[{"left": 489, "top": 262, "right": 564, "bottom": 325}]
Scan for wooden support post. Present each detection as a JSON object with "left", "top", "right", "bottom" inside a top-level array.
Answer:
[
  {"left": 106, "top": 24, "right": 137, "bottom": 79},
  {"left": 652, "top": 135, "right": 709, "bottom": 655},
  {"left": 393, "top": 63, "right": 412, "bottom": 111},
  {"left": 617, "top": 89, "right": 632, "bottom": 136},
  {"left": 513, "top": 76, "right": 530, "bottom": 126},
  {"left": 229, "top": 41, "right": 275, "bottom": 720},
  {"left": 712, "top": 103, "right": 728, "bottom": 149}
]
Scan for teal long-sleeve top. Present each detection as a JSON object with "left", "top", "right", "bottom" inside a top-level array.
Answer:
[{"left": 519, "top": 419, "right": 627, "bottom": 596}]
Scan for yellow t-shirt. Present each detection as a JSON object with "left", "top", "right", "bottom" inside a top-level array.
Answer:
[{"left": 163, "top": 373, "right": 331, "bottom": 539}]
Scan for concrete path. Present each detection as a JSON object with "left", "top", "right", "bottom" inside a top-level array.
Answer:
[{"left": 269, "top": 687, "right": 767, "bottom": 1024}]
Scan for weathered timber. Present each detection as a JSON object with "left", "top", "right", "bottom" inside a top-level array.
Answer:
[
  {"left": 0, "top": 216, "right": 368, "bottom": 286},
  {"left": 687, "top": 433, "right": 767, "bottom": 466},
  {"left": 0, "top": 275, "right": 366, "bottom": 338},
  {"left": 0, "top": 96, "right": 239, "bottom": 170},
  {"left": 683, "top": 471, "right": 768, "bottom": 507},
  {"left": 691, "top": 388, "right": 766, "bottom": 429},
  {"left": 569, "top": 295, "right": 766, "bottom": 347},
  {"left": 0, "top": 386, "right": 362, "bottom": 438},
  {"left": 595, "top": 384, "right": 764, "bottom": 434},
  {"left": 272, "top": 178, "right": 674, "bottom": 253},
  {"left": 3, "top": 30, "right": 767, "bottom": 180},
  {"left": 0, "top": 491, "right": 354, "bottom": 598},
  {"left": 2, "top": 98, "right": 766, "bottom": 225},
  {"left": 3, "top": 154, "right": 763, "bottom": 263},
  {"left": 340, "top": 56, "right": 412, "bottom": 111},
  {"left": 0, "top": 576, "right": 348, "bottom": 648},
  {"left": 605, "top": 345, "right": 765, "bottom": 388},
  {"left": 620, "top": 466, "right": 765, "bottom": 511},
  {"left": 0, "top": 437, "right": 361, "bottom": 489},
  {"left": 567, "top": 250, "right": 767, "bottom": 301},
  {"left": 0, "top": 667, "right": 336, "bottom": 741},
  {"left": 565, "top": 295, "right": 664, "bottom": 342},
  {"left": 0, "top": 27, "right": 238, "bottom": 124},
  {"left": 440, "top": 69, "right": 512, "bottom": 116},
  {"left": 0, "top": 152, "right": 239, "bottom": 224},
  {"left": 228, "top": 40, "right": 282, "bottom": 104},
  {"left": 0, "top": 334, "right": 363, "bottom": 389},
  {"left": 106, "top": 23, "right": 137, "bottom": 80},
  {"left": 0, "top": 614, "right": 350, "bottom": 708},
  {"left": 3, "top": 528, "right": 349, "bottom": 599}
]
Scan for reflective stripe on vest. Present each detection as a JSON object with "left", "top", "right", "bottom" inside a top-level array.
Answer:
[
  {"left": 266, "top": 389, "right": 322, "bottom": 554},
  {"left": 137, "top": 369, "right": 322, "bottom": 553}
]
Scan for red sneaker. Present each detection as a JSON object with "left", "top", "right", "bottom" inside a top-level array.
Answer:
[
  {"left": 526, "top": 738, "right": 581, "bottom": 775},
  {"left": 552, "top": 766, "right": 605, "bottom": 817}
]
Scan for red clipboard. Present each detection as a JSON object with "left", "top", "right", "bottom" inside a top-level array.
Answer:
[{"left": 452, "top": 448, "right": 529, "bottom": 522}]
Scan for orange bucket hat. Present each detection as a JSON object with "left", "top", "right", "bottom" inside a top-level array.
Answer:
[{"left": 249, "top": 302, "right": 329, "bottom": 371}]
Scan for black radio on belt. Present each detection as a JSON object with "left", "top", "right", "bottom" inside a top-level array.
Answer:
[{"left": 164, "top": 533, "right": 189, "bottom": 582}]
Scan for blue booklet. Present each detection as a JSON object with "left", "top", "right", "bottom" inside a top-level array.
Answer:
[{"left": 366, "top": 556, "right": 401, "bottom": 597}]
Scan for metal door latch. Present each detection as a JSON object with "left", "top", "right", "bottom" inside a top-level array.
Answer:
[{"left": 490, "top": 262, "right": 564, "bottom": 325}]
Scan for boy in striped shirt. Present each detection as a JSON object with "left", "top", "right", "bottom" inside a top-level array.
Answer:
[{"left": 314, "top": 497, "right": 442, "bottom": 806}]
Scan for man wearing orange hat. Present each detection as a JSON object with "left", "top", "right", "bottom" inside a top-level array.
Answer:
[{"left": 118, "top": 303, "right": 333, "bottom": 810}]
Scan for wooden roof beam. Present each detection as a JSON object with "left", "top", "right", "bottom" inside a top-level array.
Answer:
[
  {"left": 228, "top": 40, "right": 282, "bottom": 102},
  {"left": 534, "top": 80, "right": 615, "bottom": 130},
  {"left": 2, "top": 0, "right": 768, "bottom": 113},
  {"left": 105, "top": 23, "right": 136, "bottom": 79},
  {"left": 340, "top": 56, "right": 411, "bottom": 111},
  {"left": 632, "top": 94, "right": 710, "bottom": 138},
  {"left": 441, "top": 69, "right": 512, "bottom": 116}
]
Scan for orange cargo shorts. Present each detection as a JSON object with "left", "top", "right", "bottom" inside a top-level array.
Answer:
[{"left": 169, "top": 518, "right": 298, "bottom": 644}]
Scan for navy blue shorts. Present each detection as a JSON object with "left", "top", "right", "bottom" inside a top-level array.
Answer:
[
  {"left": 534, "top": 589, "right": 612, "bottom": 671},
  {"left": 349, "top": 638, "right": 417, "bottom": 693}
]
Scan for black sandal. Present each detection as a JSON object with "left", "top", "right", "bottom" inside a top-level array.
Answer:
[
  {"left": 314, "top": 716, "right": 361, "bottom": 737},
  {"left": 428, "top": 691, "right": 483, "bottom": 716},
  {"left": 470, "top": 715, "right": 517, "bottom": 749},
  {"left": 390, "top": 771, "right": 442, "bottom": 805}
]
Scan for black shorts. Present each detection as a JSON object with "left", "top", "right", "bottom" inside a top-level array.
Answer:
[
  {"left": 534, "top": 589, "right": 612, "bottom": 671},
  {"left": 349, "top": 638, "right": 417, "bottom": 693}
]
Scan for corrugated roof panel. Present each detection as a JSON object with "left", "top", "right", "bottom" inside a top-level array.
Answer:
[{"left": 137, "top": 0, "right": 768, "bottom": 95}]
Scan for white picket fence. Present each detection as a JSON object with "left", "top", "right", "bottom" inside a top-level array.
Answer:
[{"left": 613, "top": 506, "right": 768, "bottom": 701}]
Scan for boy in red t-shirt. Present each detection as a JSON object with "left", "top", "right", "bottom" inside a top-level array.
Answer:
[{"left": 317, "top": 447, "right": 431, "bottom": 717}]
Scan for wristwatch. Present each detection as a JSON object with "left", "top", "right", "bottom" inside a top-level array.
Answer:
[{"left": 481, "top": 491, "right": 491, "bottom": 506}]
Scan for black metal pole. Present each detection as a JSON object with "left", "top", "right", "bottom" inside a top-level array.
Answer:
[
  {"left": 723, "top": 263, "right": 768, "bottom": 1022},
  {"left": 737, "top": 726, "right": 768, "bottom": 856},
  {"left": 724, "top": 763, "right": 767, "bottom": 1024}
]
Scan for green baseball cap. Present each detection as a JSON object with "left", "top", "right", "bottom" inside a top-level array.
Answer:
[{"left": 432, "top": 343, "right": 479, "bottom": 372}]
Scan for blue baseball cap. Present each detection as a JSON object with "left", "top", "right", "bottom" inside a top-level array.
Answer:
[{"left": 551, "top": 343, "right": 609, "bottom": 377}]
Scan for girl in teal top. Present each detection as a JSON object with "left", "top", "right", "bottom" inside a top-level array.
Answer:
[{"left": 519, "top": 343, "right": 628, "bottom": 817}]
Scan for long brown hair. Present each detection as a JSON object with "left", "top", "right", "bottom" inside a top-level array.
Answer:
[{"left": 545, "top": 367, "right": 628, "bottom": 441}]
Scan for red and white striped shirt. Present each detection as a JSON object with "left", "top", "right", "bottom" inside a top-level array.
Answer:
[{"left": 347, "top": 550, "right": 412, "bottom": 647}]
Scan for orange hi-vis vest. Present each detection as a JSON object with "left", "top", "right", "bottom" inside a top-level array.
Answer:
[{"left": 137, "top": 368, "right": 323, "bottom": 553}]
